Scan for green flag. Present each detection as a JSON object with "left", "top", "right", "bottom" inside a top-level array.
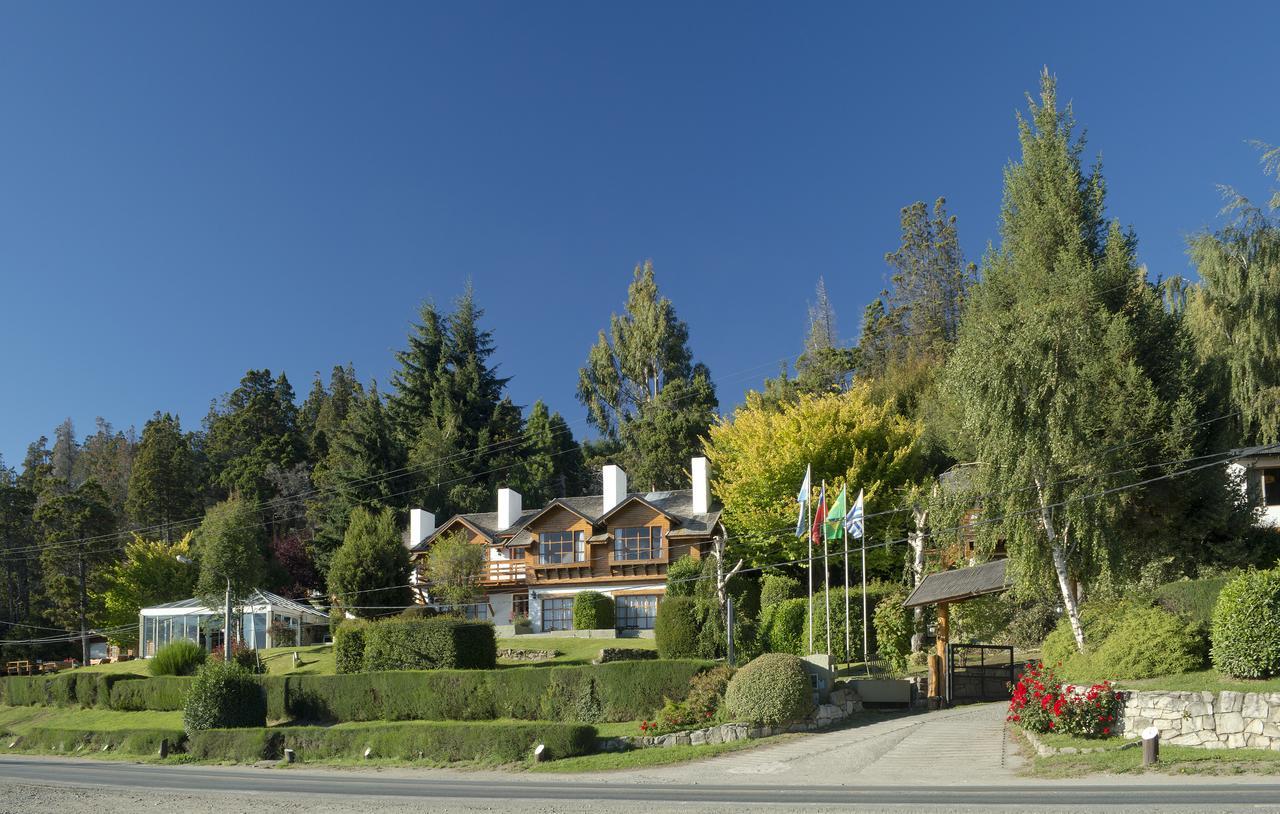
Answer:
[{"left": 824, "top": 486, "right": 847, "bottom": 541}]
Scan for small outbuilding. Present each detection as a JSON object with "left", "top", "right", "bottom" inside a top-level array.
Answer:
[{"left": 138, "top": 589, "right": 328, "bottom": 658}]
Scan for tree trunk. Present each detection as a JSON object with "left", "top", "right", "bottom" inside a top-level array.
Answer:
[
  {"left": 909, "top": 506, "right": 927, "bottom": 653},
  {"left": 1035, "top": 477, "right": 1085, "bottom": 650}
]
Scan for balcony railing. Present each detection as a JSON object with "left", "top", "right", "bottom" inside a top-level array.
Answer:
[{"left": 480, "top": 561, "right": 527, "bottom": 585}]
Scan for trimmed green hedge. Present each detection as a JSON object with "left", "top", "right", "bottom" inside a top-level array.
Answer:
[
  {"left": 759, "top": 574, "right": 802, "bottom": 608},
  {"left": 10, "top": 726, "right": 184, "bottom": 757},
  {"left": 187, "top": 720, "right": 596, "bottom": 763},
  {"left": 572, "top": 591, "right": 615, "bottom": 630},
  {"left": 361, "top": 617, "right": 497, "bottom": 671},
  {"left": 1211, "top": 568, "right": 1280, "bottom": 679},
  {"left": 1, "top": 673, "right": 145, "bottom": 709},
  {"left": 655, "top": 596, "right": 700, "bottom": 659},
  {"left": 110, "top": 676, "right": 194, "bottom": 711},
  {"left": 597, "top": 648, "right": 658, "bottom": 663},
  {"left": 1154, "top": 575, "right": 1236, "bottom": 629},
  {"left": 334, "top": 619, "right": 368, "bottom": 674},
  {"left": 283, "top": 660, "right": 710, "bottom": 723},
  {"left": 758, "top": 598, "right": 806, "bottom": 656}
]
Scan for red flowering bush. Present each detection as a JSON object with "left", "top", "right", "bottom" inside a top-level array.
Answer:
[{"left": 1007, "top": 660, "right": 1123, "bottom": 738}]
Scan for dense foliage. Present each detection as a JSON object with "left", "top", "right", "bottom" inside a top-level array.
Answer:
[
  {"left": 359, "top": 617, "right": 498, "bottom": 671},
  {"left": 327, "top": 507, "right": 412, "bottom": 619},
  {"left": 723, "top": 653, "right": 812, "bottom": 726},
  {"left": 182, "top": 661, "right": 267, "bottom": 734},
  {"left": 758, "top": 597, "right": 807, "bottom": 656},
  {"left": 655, "top": 596, "right": 700, "bottom": 659},
  {"left": 1210, "top": 568, "right": 1280, "bottom": 679},
  {"left": 149, "top": 640, "right": 207, "bottom": 677},
  {"left": 571, "top": 591, "right": 614, "bottom": 630},
  {"left": 1007, "top": 661, "right": 1122, "bottom": 738},
  {"left": 759, "top": 573, "right": 802, "bottom": 608}
]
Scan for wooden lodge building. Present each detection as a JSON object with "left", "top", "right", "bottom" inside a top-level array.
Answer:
[{"left": 406, "top": 457, "right": 724, "bottom": 634}]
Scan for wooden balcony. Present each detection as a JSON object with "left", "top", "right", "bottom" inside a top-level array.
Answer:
[
  {"left": 528, "top": 561, "right": 594, "bottom": 583},
  {"left": 479, "top": 561, "right": 527, "bottom": 586}
]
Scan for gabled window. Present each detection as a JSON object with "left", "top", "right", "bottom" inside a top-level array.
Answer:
[
  {"left": 539, "top": 531, "right": 585, "bottom": 564},
  {"left": 615, "top": 526, "right": 663, "bottom": 561},
  {"left": 1263, "top": 468, "right": 1280, "bottom": 507}
]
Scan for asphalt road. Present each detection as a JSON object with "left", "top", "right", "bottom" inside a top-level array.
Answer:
[{"left": 3, "top": 757, "right": 1280, "bottom": 810}]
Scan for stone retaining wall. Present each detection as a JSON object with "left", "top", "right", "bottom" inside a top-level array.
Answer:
[
  {"left": 1122, "top": 690, "right": 1280, "bottom": 750},
  {"left": 597, "top": 682, "right": 865, "bottom": 752}
]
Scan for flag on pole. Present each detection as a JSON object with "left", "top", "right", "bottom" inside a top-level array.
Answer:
[
  {"left": 824, "top": 485, "right": 847, "bottom": 541},
  {"left": 794, "top": 465, "right": 811, "bottom": 536},
  {"left": 809, "top": 483, "right": 827, "bottom": 544},
  {"left": 844, "top": 489, "right": 865, "bottom": 539}
]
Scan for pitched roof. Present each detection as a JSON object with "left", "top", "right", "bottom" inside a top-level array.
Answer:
[
  {"left": 412, "top": 489, "right": 722, "bottom": 552},
  {"left": 142, "top": 589, "right": 328, "bottom": 618},
  {"left": 1232, "top": 443, "right": 1280, "bottom": 461},
  {"left": 902, "top": 559, "right": 1010, "bottom": 609}
]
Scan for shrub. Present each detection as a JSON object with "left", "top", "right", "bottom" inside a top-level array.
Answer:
[
  {"left": 759, "top": 573, "right": 802, "bottom": 609},
  {"left": 333, "top": 619, "right": 368, "bottom": 674},
  {"left": 1041, "top": 600, "right": 1130, "bottom": 669},
  {"left": 362, "top": 617, "right": 497, "bottom": 671},
  {"left": 572, "top": 591, "right": 615, "bottom": 630},
  {"left": 723, "top": 653, "right": 811, "bottom": 726},
  {"left": 872, "top": 586, "right": 911, "bottom": 673},
  {"left": 183, "top": 661, "right": 267, "bottom": 734},
  {"left": 15, "top": 726, "right": 185, "bottom": 756},
  {"left": 150, "top": 640, "right": 207, "bottom": 677},
  {"left": 187, "top": 721, "right": 596, "bottom": 763},
  {"left": 655, "top": 596, "right": 700, "bottom": 659},
  {"left": 758, "top": 598, "right": 806, "bottom": 655},
  {"left": 1007, "top": 661, "right": 1121, "bottom": 738},
  {"left": 110, "top": 676, "right": 193, "bottom": 711},
  {"left": 950, "top": 592, "right": 1012, "bottom": 644},
  {"left": 1211, "top": 568, "right": 1280, "bottom": 679},
  {"left": 665, "top": 554, "right": 701, "bottom": 597},
  {"left": 597, "top": 648, "right": 658, "bottom": 663},
  {"left": 1002, "top": 594, "right": 1061, "bottom": 649},
  {"left": 1088, "top": 605, "right": 1206, "bottom": 680},
  {"left": 805, "top": 588, "right": 860, "bottom": 663},
  {"left": 1154, "top": 574, "right": 1236, "bottom": 630},
  {"left": 2, "top": 676, "right": 49, "bottom": 706}
]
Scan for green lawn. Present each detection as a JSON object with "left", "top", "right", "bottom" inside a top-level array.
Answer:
[
  {"left": 0, "top": 704, "right": 183, "bottom": 734},
  {"left": 76, "top": 659, "right": 148, "bottom": 676},
  {"left": 1115, "top": 670, "right": 1280, "bottom": 694},
  {"left": 259, "top": 644, "right": 335, "bottom": 675},
  {"left": 496, "top": 636, "right": 655, "bottom": 667}
]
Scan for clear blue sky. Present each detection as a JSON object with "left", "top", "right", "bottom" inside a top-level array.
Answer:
[{"left": 1, "top": 3, "right": 1277, "bottom": 467}]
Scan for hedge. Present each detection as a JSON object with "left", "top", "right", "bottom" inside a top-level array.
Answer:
[
  {"left": 1, "top": 673, "right": 144, "bottom": 708},
  {"left": 758, "top": 598, "right": 806, "bottom": 656},
  {"left": 572, "top": 591, "right": 615, "bottom": 630},
  {"left": 1155, "top": 574, "right": 1236, "bottom": 630},
  {"left": 282, "top": 660, "right": 710, "bottom": 724},
  {"left": 9, "top": 726, "right": 184, "bottom": 757},
  {"left": 333, "top": 619, "right": 368, "bottom": 675},
  {"left": 187, "top": 720, "right": 596, "bottom": 763},
  {"left": 110, "top": 676, "right": 194, "bottom": 711},
  {"left": 183, "top": 661, "right": 268, "bottom": 734},
  {"left": 759, "top": 574, "right": 802, "bottom": 608},
  {"left": 655, "top": 596, "right": 700, "bottom": 659},
  {"left": 1211, "top": 568, "right": 1280, "bottom": 679},
  {"left": 361, "top": 617, "right": 497, "bottom": 671},
  {"left": 724, "top": 653, "right": 812, "bottom": 726},
  {"left": 597, "top": 648, "right": 658, "bottom": 663}
]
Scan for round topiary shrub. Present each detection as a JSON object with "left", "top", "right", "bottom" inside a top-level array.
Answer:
[
  {"left": 1089, "top": 605, "right": 1206, "bottom": 680},
  {"left": 183, "top": 661, "right": 267, "bottom": 735},
  {"left": 572, "top": 591, "right": 615, "bottom": 630},
  {"left": 723, "top": 653, "right": 812, "bottom": 726},
  {"left": 149, "top": 639, "right": 207, "bottom": 677},
  {"left": 1211, "top": 568, "right": 1280, "bottom": 679},
  {"left": 760, "top": 573, "right": 802, "bottom": 608},
  {"left": 655, "top": 596, "right": 700, "bottom": 659}
]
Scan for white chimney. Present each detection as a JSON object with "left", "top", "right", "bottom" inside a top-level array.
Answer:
[
  {"left": 602, "top": 464, "right": 628, "bottom": 513},
  {"left": 409, "top": 509, "right": 435, "bottom": 549},
  {"left": 498, "top": 487, "right": 522, "bottom": 531},
  {"left": 691, "top": 456, "right": 710, "bottom": 514}
]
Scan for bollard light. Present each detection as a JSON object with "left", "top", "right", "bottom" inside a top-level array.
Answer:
[{"left": 1141, "top": 725, "right": 1159, "bottom": 766}]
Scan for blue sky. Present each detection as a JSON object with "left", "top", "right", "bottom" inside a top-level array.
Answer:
[{"left": 1, "top": 3, "right": 1277, "bottom": 467}]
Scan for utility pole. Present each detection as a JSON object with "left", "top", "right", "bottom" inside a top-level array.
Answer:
[
  {"left": 78, "top": 544, "right": 88, "bottom": 665},
  {"left": 224, "top": 576, "right": 233, "bottom": 663}
]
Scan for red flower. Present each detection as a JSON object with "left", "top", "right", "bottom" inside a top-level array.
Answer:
[{"left": 1103, "top": 727, "right": 1110, "bottom": 735}]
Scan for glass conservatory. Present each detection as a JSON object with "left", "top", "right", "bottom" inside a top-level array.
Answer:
[{"left": 138, "top": 589, "right": 328, "bottom": 657}]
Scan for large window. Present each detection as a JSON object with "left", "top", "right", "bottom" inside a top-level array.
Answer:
[
  {"left": 539, "top": 531, "right": 585, "bottom": 564},
  {"left": 1264, "top": 468, "right": 1280, "bottom": 507},
  {"left": 614, "top": 526, "right": 663, "bottom": 561},
  {"left": 541, "top": 597, "right": 573, "bottom": 631},
  {"left": 616, "top": 595, "right": 659, "bottom": 630}
]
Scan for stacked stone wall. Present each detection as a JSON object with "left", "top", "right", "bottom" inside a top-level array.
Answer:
[{"left": 1121, "top": 690, "right": 1280, "bottom": 750}]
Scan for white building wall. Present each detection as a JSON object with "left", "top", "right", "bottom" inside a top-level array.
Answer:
[{"left": 527, "top": 582, "right": 666, "bottom": 632}]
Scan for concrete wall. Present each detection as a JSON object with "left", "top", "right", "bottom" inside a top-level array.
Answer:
[{"left": 1122, "top": 690, "right": 1280, "bottom": 750}]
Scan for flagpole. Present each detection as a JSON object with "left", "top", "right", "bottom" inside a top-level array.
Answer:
[
  {"left": 843, "top": 517, "right": 851, "bottom": 668},
  {"left": 806, "top": 471, "right": 813, "bottom": 656},
  {"left": 862, "top": 526, "right": 869, "bottom": 667},
  {"left": 822, "top": 480, "right": 831, "bottom": 660}
]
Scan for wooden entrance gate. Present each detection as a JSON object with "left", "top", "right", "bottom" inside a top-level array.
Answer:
[{"left": 946, "top": 643, "right": 1014, "bottom": 704}]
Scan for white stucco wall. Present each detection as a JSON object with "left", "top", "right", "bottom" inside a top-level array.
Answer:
[{"left": 527, "top": 582, "right": 666, "bottom": 632}]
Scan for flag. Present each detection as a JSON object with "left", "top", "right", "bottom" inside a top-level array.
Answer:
[
  {"left": 809, "top": 483, "right": 827, "bottom": 544},
  {"left": 844, "top": 489, "right": 865, "bottom": 539},
  {"left": 824, "top": 485, "right": 847, "bottom": 541},
  {"left": 794, "top": 465, "right": 811, "bottom": 536}
]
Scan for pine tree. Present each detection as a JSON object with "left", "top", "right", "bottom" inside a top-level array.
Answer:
[
  {"left": 307, "top": 384, "right": 408, "bottom": 576},
  {"left": 517, "top": 400, "right": 585, "bottom": 505},
  {"left": 203, "top": 370, "right": 306, "bottom": 507},
  {"left": 50, "top": 418, "right": 79, "bottom": 491},
  {"left": 75, "top": 418, "right": 135, "bottom": 519},
  {"left": 388, "top": 301, "right": 448, "bottom": 442},
  {"left": 126, "top": 413, "right": 201, "bottom": 541},
  {"left": 327, "top": 506, "right": 412, "bottom": 619},
  {"left": 795, "top": 278, "right": 857, "bottom": 393},
  {"left": 300, "top": 364, "right": 363, "bottom": 463},
  {"left": 940, "top": 71, "right": 1217, "bottom": 650},
  {"left": 577, "top": 261, "right": 718, "bottom": 489}
]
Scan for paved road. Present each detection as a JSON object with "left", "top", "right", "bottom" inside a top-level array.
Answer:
[{"left": 2, "top": 757, "right": 1280, "bottom": 811}]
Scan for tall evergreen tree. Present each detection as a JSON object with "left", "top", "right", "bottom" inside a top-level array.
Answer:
[
  {"left": 795, "top": 277, "right": 858, "bottom": 393},
  {"left": 388, "top": 301, "right": 448, "bottom": 441},
  {"left": 308, "top": 384, "right": 408, "bottom": 576},
  {"left": 0, "top": 467, "right": 38, "bottom": 629},
  {"left": 203, "top": 370, "right": 306, "bottom": 507},
  {"left": 327, "top": 506, "right": 412, "bottom": 619},
  {"left": 126, "top": 413, "right": 201, "bottom": 541},
  {"left": 49, "top": 418, "right": 79, "bottom": 491},
  {"left": 577, "top": 261, "right": 718, "bottom": 489},
  {"left": 940, "top": 72, "right": 1218, "bottom": 650},
  {"left": 515, "top": 400, "right": 585, "bottom": 505},
  {"left": 75, "top": 418, "right": 135, "bottom": 519},
  {"left": 299, "top": 363, "right": 363, "bottom": 464}
]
